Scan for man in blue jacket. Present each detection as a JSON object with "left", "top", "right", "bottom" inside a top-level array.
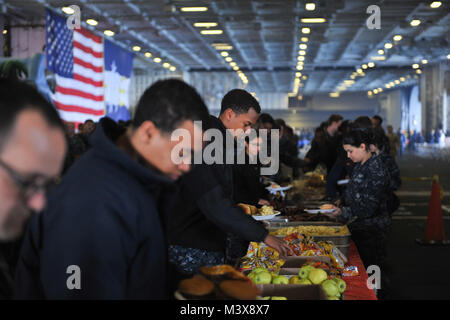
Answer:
[{"left": 14, "top": 79, "right": 210, "bottom": 299}]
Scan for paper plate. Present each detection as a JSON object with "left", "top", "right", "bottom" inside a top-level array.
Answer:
[
  {"left": 252, "top": 211, "right": 281, "bottom": 221},
  {"left": 266, "top": 185, "right": 292, "bottom": 192},
  {"left": 337, "top": 179, "right": 349, "bottom": 185},
  {"left": 304, "top": 208, "right": 336, "bottom": 214}
]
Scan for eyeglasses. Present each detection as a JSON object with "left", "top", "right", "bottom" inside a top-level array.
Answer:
[{"left": 0, "top": 158, "right": 60, "bottom": 203}]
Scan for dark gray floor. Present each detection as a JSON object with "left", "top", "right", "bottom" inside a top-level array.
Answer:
[{"left": 386, "top": 153, "right": 450, "bottom": 300}]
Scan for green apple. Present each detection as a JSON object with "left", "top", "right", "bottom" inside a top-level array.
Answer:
[
  {"left": 271, "top": 296, "right": 288, "bottom": 300},
  {"left": 271, "top": 272, "right": 279, "bottom": 279},
  {"left": 332, "top": 277, "right": 347, "bottom": 293},
  {"left": 308, "top": 268, "right": 328, "bottom": 284},
  {"left": 298, "top": 278, "right": 312, "bottom": 285},
  {"left": 272, "top": 275, "right": 289, "bottom": 285},
  {"left": 247, "top": 272, "right": 257, "bottom": 282},
  {"left": 298, "top": 265, "right": 315, "bottom": 279},
  {"left": 321, "top": 279, "right": 339, "bottom": 297},
  {"left": 253, "top": 271, "right": 272, "bottom": 284},
  {"left": 289, "top": 276, "right": 301, "bottom": 284},
  {"left": 262, "top": 296, "right": 271, "bottom": 300},
  {"left": 328, "top": 296, "right": 340, "bottom": 300},
  {"left": 252, "top": 267, "right": 268, "bottom": 274}
]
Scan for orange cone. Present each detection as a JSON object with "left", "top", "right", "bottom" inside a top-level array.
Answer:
[{"left": 424, "top": 175, "right": 446, "bottom": 242}]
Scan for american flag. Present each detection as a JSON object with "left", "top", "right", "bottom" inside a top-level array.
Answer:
[{"left": 46, "top": 10, "right": 104, "bottom": 123}]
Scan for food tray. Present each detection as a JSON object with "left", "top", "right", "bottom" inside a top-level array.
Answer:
[{"left": 256, "top": 284, "right": 328, "bottom": 300}]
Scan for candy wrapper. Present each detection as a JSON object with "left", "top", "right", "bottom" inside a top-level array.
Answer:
[
  {"left": 239, "top": 242, "right": 285, "bottom": 273},
  {"left": 316, "top": 241, "right": 347, "bottom": 269},
  {"left": 282, "top": 233, "right": 323, "bottom": 256},
  {"left": 342, "top": 266, "right": 359, "bottom": 277}
]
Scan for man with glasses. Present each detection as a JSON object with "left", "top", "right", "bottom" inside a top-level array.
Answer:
[{"left": 0, "top": 79, "right": 67, "bottom": 299}]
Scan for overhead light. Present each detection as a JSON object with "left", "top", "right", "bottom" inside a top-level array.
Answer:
[
  {"left": 296, "top": 65, "right": 303, "bottom": 70},
  {"left": 299, "top": 44, "right": 308, "bottom": 50},
  {"left": 384, "top": 42, "right": 393, "bottom": 49},
  {"left": 305, "top": 3, "right": 316, "bottom": 11},
  {"left": 410, "top": 19, "right": 421, "bottom": 27},
  {"left": 301, "top": 37, "right": 309, "bottom": 42},
  {"left": 297, "top": 61, "right": 304, "bottom": 66},
  {"left": 132, "top": 46, "right": 141, "bottom": 52},
  {"left": 350, "top": 74, "right": 356, "bottom": 79},
  {"left": 412, "top": 63, "right": 420, "bottom": 69},
  {"left": 395, "top": 80, "right": 400, "bottom": 84},
  {"left": 368, "top": 62, "right": 375, "bottom": 68},
  {"left": 201, "top": 30, "right": 223, "bottom": 35},
  {"left": 163, "top": 62, "right": 171, "bottom": 69},
  {"left": 393, "top": 35, "right": 402, "bottom": 41},
  {"left": 357, "top": 68, "right": 363, "bottom": 73},
  {"left": 362, "top": 64, "right": 368, "bottom": 69},
  {"left": 378, "top": 88, "right": 383, "bottom": 92},
  {"left": 378, "top": 49, "right": 384, "bottom": 55},
  {"left": 233, "top": 66, "right": 239, "bottom": 71},
  {"left": 421, "top": 59, "right": 428, "bottom": 64},
  {"left": 170, "top": 66, "right": 176, "bottom": 72},
  {"left": 104, "top": 30, "right": 115, "bottom": 37},
  {"left": 371, "top": 56, "right": 386, "bottom": 61},
  {"left": 368, "top": 91, "right": 373, "bottom": 96},
  {"left": 193, "top": 22, "right": 218, "bottom": 28},
  {"left": 390, "top": 81, "right": 395, "bottom": 86},
  {"left": 447, "top": 54, "right": 450, "bottom": 59},
  {"left": 295, "top": 72, "right": 302, "bottom": 77},
  {"left": 385, "top": 84, "right": 391, "bottom": 88},
  {"left": 144, "top": 52, "right": 152, "bottom": 58},
  {"left": 329, "top": 92, "right": 340, "bottom": 98},
  {"left": 229, "top": 62, "right": 236, "bottom": 67},
  {"left": 220, "top": 51, "right": 229, "bottom": 57},
  {"left": 400, "top": 77, "right": 406, "bottom": 82},
  {"left": 181, "top": 7, "right": 208, "bottom": 12},
  {"left": 301, "top": 18, "right": 326, "bottom": 23},
  {"left": 212, "top": 43, "right": 233, "bottom": 50},
  {"left": 430, "top": 2, "right": 442, "bottom": 8},
  {"left": 416, "top": 69, "right": 422, "bottom": 74},
  {"left": 225, "top": 57, "right": 232, "bottom": 62},
  {"left": 2, "top": 30, "right": 7, "bottom": 35},
  {"left": 298, "top": 56, "right": 305, "bottom": 61},
  {"left": 302, "top": 27, "right": 311, "bottom": 34},
  {"left": 86, "top": 19, "right": 98, "bottom": 26},
  {"left": 298, "top": 50, "right": 306, "bottom": 55},
  {"left": 344, "top": 80, "right": 355, "bottom": 85},
  {"left": 61, "top": 7, "right": 75, "bottom": 15},
  {"left": 154, "top": 57, "right": 162, "bottom": 63},
  {"left": 373, "top": 89, "right": 379, "bottom": 94},
  {"left": 302, "top": 75, "right": 308, "bottom": 80}
]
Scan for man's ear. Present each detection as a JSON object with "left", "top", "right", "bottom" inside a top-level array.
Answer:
[
  {"left": 136, "top": 120, "right": 158, "bottom": 145},
  {"left": 225, "top": 108, "right": 235, "bottom": 120}
]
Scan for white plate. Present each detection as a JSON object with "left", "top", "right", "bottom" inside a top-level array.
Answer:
[
  {"left": 266, "top": 185, "right": 292, "bottom": 192},
  {"left": 304, "top": 208, "right": 336, "bottom": 214},
  {"left": 337, "top": 179, "right": 349, "bottom": 185},
  {"left": 252, "top": 211, "right": 281, "bottom": 221}
]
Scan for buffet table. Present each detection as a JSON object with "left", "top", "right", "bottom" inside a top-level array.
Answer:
[{"left": 343, "top": 241, "right": 378, "bottom": 300}]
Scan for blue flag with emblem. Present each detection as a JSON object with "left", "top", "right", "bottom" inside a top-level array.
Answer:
[{"left": 104, "top": 39, "right": 134, "bottom": 122}]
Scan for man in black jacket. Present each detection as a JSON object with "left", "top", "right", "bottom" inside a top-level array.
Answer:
[
  {"left": 167, "top": 89, "right": 291, "bottom": 275},
  {"left": 14, "top": 79, "right": 210, "bottom": 299}
]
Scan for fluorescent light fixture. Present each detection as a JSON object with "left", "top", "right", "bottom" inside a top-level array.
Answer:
[
  {"left": 371, "top": 56, "right": 386, "bottom": 61},
  {"left": 154, "top": 57, "right": 162, "bottom": 63},
  {"left": 412, "top": 63, "right": 420, "bottom": 69},
  {"left": 104, "top": 30, "right": 115, "bottom": 37},
  {"left": 132, "top": 46, "right": 141, "bottom": 52},
  {"left": 384, "top": 42, "right": 393, "bottom": 49},
  {"left": 144, "top": 52, "right": 152, "bottom": 58},
  {"left": 181, "top": 7, "right": 208, "bottom": 12},
  {"left": 301, "top": 18, "right": 326, "bottom": 23},
  {"left": 200, "top": 30, "right": 223, "bottom": 35},
  {"left": 170, "top": 66, "right": 176, "bottom": 72},
  {"left": 220, "top": 51, "right": 229, "bottom": 57},
  {"left": 212, "top": 43, "right": 233, "bottom": 50},
  {"left": 301, "top": 37, "right": 309, "bottom": 42},
  {"left": 368, "top": 62, "right": 375, "bottom": 68},
  {"left": 62, "top": 7, "right": 75, "bottom": 15},
  {"left": 393, "top": 35, "right": 402, "bottom": 41},
  {"left": 305, "top": 3, "right": 316, "bottom": 11},
  {"left": 298, "top": 50, "right": 306, "bottom": 55},
  {"left": 86, "top": 19, "right": 98, "bottom": 26},
  {"left": 302, "top": 27, "right": 311, "bottom": 34},
  {"left": 193, "top": 22, "right": 218, "bottom": 28},
  {"left": 229, "top": 62, "right": 236, "bottom": 67},
  {"left": 430, "top": 2, "right": 442, "bottom": 8},
  {"left": 378, "top": 49, "right": 384, "bottom": 55},
  {"left": 410, "top": 19, "right": 421, "bottom": 27},
  {"left": 299, "top": 44, "right": 308, "bottom": 50},
  {"left": 362, "top": 64, "right": 368, "bottom": 69},
  {"left": 421, "top": 59, "right": 428, "bottom": 64},
  {"left": 298, "top": 56, "right": 305, "bottom": 61},
  {"left": 225, "top": 57, "right": 232, "bottom": 62}
]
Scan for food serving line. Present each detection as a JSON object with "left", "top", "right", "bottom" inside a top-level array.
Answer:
[{"left": 175, "top": 173, "right": 378, "bottom": 300}]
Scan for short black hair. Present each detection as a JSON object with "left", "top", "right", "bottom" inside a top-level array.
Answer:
[
  {"left": 220, "top": 89, "right": 261, "bottom": 115},
  {"left": 327, "top": 114, "right": 343, "bottom": 126},
  {"left": 274, "top": 119, "right": 286, "bottom": 129},
  {"left": 372, "top": 115, "right": 383, "bottom": 126},
  {"left": 132, "top": 79, "right": 210, "bottom": 133},
  {"left": 84, "top": 119, "right": 94, "bottom": 125},
  {"left": 257, "top": 113, "right": 275, "bottom": 126},
  {"left": 371, "top": 127, "right": 386, "bottom": 150},
  {"left": 0, "top": 79, "right": 64, "bottom": 152},
  {"left": 343, "top": 127, "right": 373, "bottom": 151},
  {"left": 353, "top": 116, "right": 372, "bottom": 129}
]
